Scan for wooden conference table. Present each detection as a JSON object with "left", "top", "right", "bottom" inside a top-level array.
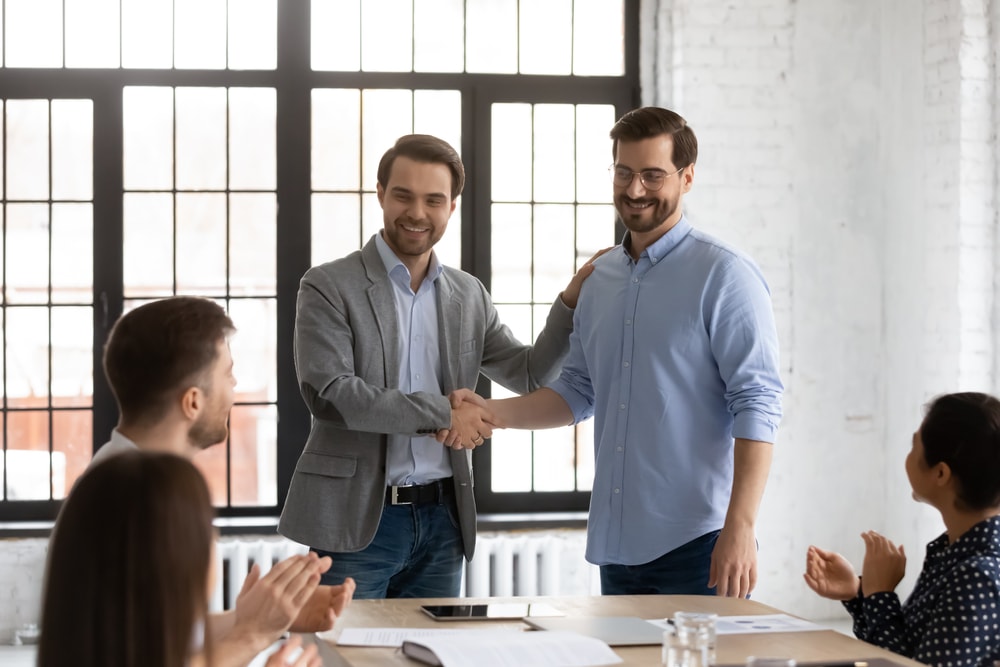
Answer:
[{"left": 322, "top": 595, "right": 926, "bottom": 667}]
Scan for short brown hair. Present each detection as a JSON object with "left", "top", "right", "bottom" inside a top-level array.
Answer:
[
  {"left": 103, "top": 296, "right": 235, "bottom": 424},
  {"left": 610, "top": 106, "right": 698, "bottom": 171},
  {"left": 39, "top": 451, "right": 215, "bottom": 667},
  {"left": 376, "top": 134, "right": 465, "bottom": 200}
]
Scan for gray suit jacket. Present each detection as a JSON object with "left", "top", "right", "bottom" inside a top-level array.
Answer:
[{"left": 278, "top": 236, "right": 574, "bottom": 559}]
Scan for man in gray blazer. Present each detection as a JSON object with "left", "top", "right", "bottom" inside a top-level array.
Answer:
[{"left": 278, "top": 134, "right": 598, "bottom": 598}]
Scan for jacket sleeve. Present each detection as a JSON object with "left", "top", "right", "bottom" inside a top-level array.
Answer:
[
  {"left": 293, "top": 266, "right": 451, "bottom": 436},
  {"left": 477, "top": 281, "right": 575, "bottom": 395}
]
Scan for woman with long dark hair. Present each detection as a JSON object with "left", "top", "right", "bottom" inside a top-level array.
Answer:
[
  {"left": 805, "top": 392, "right": 1000, "bottom": 667},
  {"left": 38, "top": 451, "right": 326, "bottom": 667}
]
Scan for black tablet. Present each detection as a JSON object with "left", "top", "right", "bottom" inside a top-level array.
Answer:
[{"left": 420, "top": 602, "right": 564, "bottom": 621}]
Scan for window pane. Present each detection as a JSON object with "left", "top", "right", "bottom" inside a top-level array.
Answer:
[
  {"left": 574, "top": 422, "right": 595, "bottom": 491},
  {"left": 574, "top": 0, "right": 624, "bottom": 76},
  {"left": 491, "top": 204, "right": 532, "bottom": 303},
  {"left": 311, "top": 0, "right": 360, "bottom": 71},
  {"left": 361, "top": 192, "right": 382, "bottom": 247},
  {"left": 520, "top": 0, "right": 572, "bottom": 75},
  {"left": 533, "top": 205, "right": 575, "bottom": 303},
  {"left": 52, "top": 409, "right": 91, "bottom": 499},
  {"left": 492, "top": 104, "right": 532, "bottom": 202},
  {"left": 534, "top": 422, "right": 576, "bottom": 491},
  {"left": 576, "top": 105, "right": 616, "bottom": 204},
  {"left": 361, "top": 90, "right": 413, "bottom": 186},
  {"left": 122, "top": 0, "right": 173, "bottom": 69},
  {"left": 51, "top": 204, "right": 93, "bottom": 302},
  {"left": 230, "top": 194, "right": 276, "bottom": 296},
  {"left": 5, "top": 412, "right": 54, "bottom": 500},
  {"left": 52, "top": 100, "right": 94, "bottom": 201},
  {"left": 312, "top": 89, "right": 361, "bottom": 191},
  {"left": 175, "top": 0, "right": 227, "bottom": 69},
  {"left": 65, "top": 0, "right": 120, "bottom": 68},
  {"left": 414, "top": 0, "right": 463, "bottom": 73},
  {"left": 229, "top": 299, "right": 277, "bottom": 403},
  {"left": 229, "top": 88, "right": 276, "bottom": 190},
  {"left": 361, "top": 0, "right": 412, "bottom": 72},
  {"left": 123, "top": 193, "right": 175, "bottom": 298},
  {"left": 5, "top": 307, "right": 49, "bottom": 409},
  {"left": 176, "top": 193, "right": 227, "bottom": 295},
  {"left": 51, "top": 306, "right": 93, "bottom": 409},
  {"left": 466, "top": 0, "right": 517, "bottom": 74},
  {"left": 229, "top": 0, "right": 277, "bottom": 70},
  {"left": 176, "top": 88, "right": 227, "bottom": 190},
  {"left": 533, "top": 105, "right": 576, "bottom": 202},
  {"left": 312, "top": 194, "right": 362, "bottom": 267},
  {"left": 490, "top": 304, "right": 533, "bottom": 492},
  {"left": 123, "top": 87, "right": 174, "bottom": 190},
  {"left": 229, "top": 404, "right": 277, "bottom": 506},
  {"left": 414, "top": 90, "right": 461, "bottom": 154},
  {"left": 4, "top": 0, "right": 62, "bottom": 68},
  {"left": 577, "top": 204, "right": 616, "bottom": 256},
  {"left": 6, "top": 100, "right": 49, "bottom": 201},
  {"left": 5, "top": 204, "right": 49, "bottom": 305}
]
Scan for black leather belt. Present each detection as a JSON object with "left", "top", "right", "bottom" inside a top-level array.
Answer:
[{"left": 385, "top": 478, "right": 454, "bottom": 506}]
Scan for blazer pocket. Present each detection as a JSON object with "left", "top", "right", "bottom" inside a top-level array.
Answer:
[
  {"left": 296, "top": 451, "right": 358, "bottom": 479},
  {"left": 459, "top": 339, "right": 478, "bottom": 355}
]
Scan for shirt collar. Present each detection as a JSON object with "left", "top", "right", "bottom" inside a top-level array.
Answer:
[
  {"left": 620, "top": 215, "right": 693, "bottom": 264},
  {"left": 928, "top": 515, "right": 1000, "bottom": 560},
  {"left": 374, "top": 231, "right": 443, "bottom": 287}
]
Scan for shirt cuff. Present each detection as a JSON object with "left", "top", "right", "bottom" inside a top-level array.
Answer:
[{"left": 732, "top": 411, "right": 779, "bottom": 443}]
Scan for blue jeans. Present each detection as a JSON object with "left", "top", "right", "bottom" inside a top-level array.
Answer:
[
  {"left": 600, "top": 530, "right": 720, "bottom": 595},
  {"left": 312, "top": 497, "right": 463, "bottom": 599}
]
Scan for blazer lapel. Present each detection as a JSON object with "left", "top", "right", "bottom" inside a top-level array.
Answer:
[
  {"left": 436, "top": 272, "right": 462, "bottom": 394},
  {"left": 360, "top": 239, "right": 400, "bottom": 387}
]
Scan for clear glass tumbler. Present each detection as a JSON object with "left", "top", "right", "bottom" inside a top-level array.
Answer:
[{"left": 674, "top": 611, "right": 718, "bottom": 666}]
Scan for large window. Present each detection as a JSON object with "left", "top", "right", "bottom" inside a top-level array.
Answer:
[{"left": 0, "top": 0, "right": 638, "bottom": 523}]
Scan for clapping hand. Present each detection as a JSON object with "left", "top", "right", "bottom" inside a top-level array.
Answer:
[{"left": 803, "top": 545, "right": 860, "bottom": 601}]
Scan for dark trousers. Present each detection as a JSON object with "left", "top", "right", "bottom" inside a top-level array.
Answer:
[{"left": 599, "top": 530, "right": 721, "bottom": 595}]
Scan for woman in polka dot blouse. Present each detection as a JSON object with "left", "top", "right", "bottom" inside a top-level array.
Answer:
[{"left": 804, "top": 392, "right": 1000, "bottom": 667}]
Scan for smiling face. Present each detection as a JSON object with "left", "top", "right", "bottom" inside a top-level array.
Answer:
[
  {"left": 613, "top": 134, "right": 693, "bottom": 250},
  {"left": 377, "top": 155, "right": 457, "bottom": 273}
]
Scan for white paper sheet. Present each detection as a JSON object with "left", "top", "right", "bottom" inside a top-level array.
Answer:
[
  {"left": 336, "top": 626, "right": 521, "bottom": 647},
  {"left": 646, "top": 614, "right": 828, "bottom": 635}
]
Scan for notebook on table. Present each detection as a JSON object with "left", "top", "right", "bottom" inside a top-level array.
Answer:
[{"left": 522, "top": 615, "right": 665, "bottom": 646}]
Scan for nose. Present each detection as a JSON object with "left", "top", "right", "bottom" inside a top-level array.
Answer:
[
  {"left": 624, "top": 173, "right": 647, "bottom": 199},
  {"left": 407, "top": 200, "right": 426, "bottom": 221}
]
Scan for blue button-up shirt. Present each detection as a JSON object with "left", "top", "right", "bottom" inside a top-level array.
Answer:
[
  {"left": 375, "top": 232, "right": 451, "bottom": 485},
  {"left": 548, "top": 216, "right": 783, "bottom": 566}
]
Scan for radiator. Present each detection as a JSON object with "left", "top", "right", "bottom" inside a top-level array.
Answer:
[{"left": 212, "top": 530, "right": 595, "bottom": 610}]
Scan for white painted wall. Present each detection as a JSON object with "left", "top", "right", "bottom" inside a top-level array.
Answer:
[{"left": 2, "top": 0, "right": 998, "bottom": 641}]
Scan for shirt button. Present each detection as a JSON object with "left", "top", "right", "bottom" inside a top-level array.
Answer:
[
  {"left": 619, "top": 403, "right": 626, "bottom": 410},
  {"left": 415, "top": 374, "right": 421, "bottom": 380},
  {"left": 614, "top": 488, "right": 621, "bottom": 494},
  {"left": 623, "top": 361, "right": 630, "bottom": 368},
  {"left": 632, "top": 278, "right": 639, "bottom": 284},
  {"left": 616, "top": 446, "right": 623, "bottom": 452},
  {"left": 625, "top": 319, "right": 632, "bottom": 325}
]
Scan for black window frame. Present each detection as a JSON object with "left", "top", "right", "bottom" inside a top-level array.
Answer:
[{"left": 0, "top": 0, "right": 640, "bottom": 524}]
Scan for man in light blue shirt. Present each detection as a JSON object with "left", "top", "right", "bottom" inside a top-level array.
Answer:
[{"left": 469, "top": 107, "right": 783, "bottom": 597}]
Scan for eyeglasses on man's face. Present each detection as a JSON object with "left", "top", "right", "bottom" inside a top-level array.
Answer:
[{"left": 609, "top": 164, "right": 685, "bottom": 192}]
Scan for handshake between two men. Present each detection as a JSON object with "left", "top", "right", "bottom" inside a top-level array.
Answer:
[{"left": 436, "top": 388, "right": 502, "bottom": 451}]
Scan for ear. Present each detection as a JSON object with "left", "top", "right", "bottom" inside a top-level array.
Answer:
[
  {"left": 376, "top": 182, "right": 385, "bottom": 207},
  {"left": 449, "top": 198, "right": 457, "bottom": 216},
  {"left": 180, "top": 386, "right": 203, "bottom": 422},
  {"left": 681, "top": 163, "right": 695, "bottom": 193},
  {"left": 933, "top": 461, "right": 952, "bottom": 488}
]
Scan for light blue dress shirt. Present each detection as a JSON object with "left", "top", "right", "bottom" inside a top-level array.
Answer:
[
  {"left": 548, "top": 216, "right": 783, "bottom": 566},
  {"left": 375, "top": 232, "right": 451, "bottom": 485}
]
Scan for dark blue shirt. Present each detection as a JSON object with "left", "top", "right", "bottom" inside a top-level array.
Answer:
[{"left": 844, "top": 516, "right": 1000, "bottom": 667}]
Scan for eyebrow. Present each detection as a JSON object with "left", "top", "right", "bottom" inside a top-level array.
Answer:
[{"left": 390, "top": 186, "right": 448, "bottom": 200}]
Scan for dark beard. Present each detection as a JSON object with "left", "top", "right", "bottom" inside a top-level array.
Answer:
[{"left": 189, "top": 415, "right": 229, "bottom": 450}]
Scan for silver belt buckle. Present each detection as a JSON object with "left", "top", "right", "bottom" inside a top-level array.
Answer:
[{"left": 390, "top": 485, "right": 413, "bottom": 505}]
